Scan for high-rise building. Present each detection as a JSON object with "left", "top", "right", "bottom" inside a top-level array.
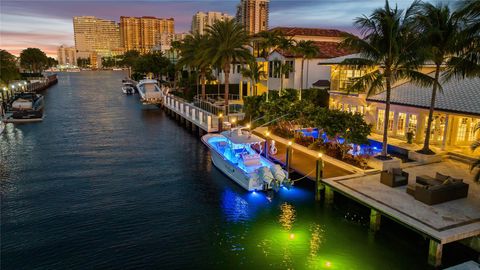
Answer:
[
  {"left": 57, "top": 45, "right": 77, "bottom": 66},
  {"left": 191, "top": 11, "right": 234, "bottom": 35},
  {"left": 73, "top": 16, "right": 121, "bottom": 58},
  {"left": 120, "top": 16, "right": 174, "bottom": 54},
  {"left": 236, "top": 0, "right": 269, "bottom": 34}
]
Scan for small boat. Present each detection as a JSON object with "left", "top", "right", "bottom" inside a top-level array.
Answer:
[
  {"left": 136, "top": 79, "right": 163, "bottom": 108},
  {"left": 122, "top": 85, "right": 135, "bottom": 95},
  {"left": 8, "top": 92, "right": 44, "bottom": 121},
  {"left": 202, "top": 127, "right": 291, "bottom": 192}
]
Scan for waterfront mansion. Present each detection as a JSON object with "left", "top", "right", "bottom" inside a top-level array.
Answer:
[{"left": 320, "top": 54, "right": 480, "bottom": 155}]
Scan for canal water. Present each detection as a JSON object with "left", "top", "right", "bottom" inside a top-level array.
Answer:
[{"left": 1, "top": 71, "right": 430, "bottom": 269}]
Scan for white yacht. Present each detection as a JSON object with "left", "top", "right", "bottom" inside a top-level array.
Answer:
[
  {"left": 202, "top": 127, "right": 291, "bottom": 192},
  {"left": 136, "top": 79, "right": 163, "bottom": 108}
]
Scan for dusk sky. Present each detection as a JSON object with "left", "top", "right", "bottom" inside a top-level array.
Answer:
[{"left": 1, "top": 0, "right": 420, "bottom": 57}]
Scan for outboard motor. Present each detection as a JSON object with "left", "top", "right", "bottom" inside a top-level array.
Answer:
[{"left": 257, "top": 166, "right": 274, "bottom": 188}]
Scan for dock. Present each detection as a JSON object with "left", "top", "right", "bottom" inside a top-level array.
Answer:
[
  {"left": 253, "top": 127, "right": 480, "bottom": 267},
  {"left": 162, "top": 93, "right": 244, "bottom": 135}
]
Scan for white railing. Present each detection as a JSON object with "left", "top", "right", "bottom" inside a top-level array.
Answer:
[
  {"left": 164, "top": 93, "right": 246, "bottom": 133},
  {"left": 164, "top": 94, "right": 220, "bottom": 132}
]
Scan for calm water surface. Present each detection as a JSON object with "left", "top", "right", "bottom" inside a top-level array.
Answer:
[{"left": 1, "top": 71, "right": 429, "bottom": 269}]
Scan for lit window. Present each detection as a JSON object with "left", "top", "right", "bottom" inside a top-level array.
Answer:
[
  {"left": 397, "top": 113, "right": 407, "bottom": 136},
  {"left": 469, "top": 118, "right": 480, "bottom": 142},
  {"left": 388, "top": 111, "right": 395, "bottom": 132},
  {"left": 408, "top": 114, "right": 417, "bottom": 133},
  {"left": 377, "top": 109, "right": 385, "bottom": 131},
  {"left": 457, "top": 118, "right": 468, "bottom": 141},
  {"left": 358, "top": 106, "right": 365, "bottom": 115}
]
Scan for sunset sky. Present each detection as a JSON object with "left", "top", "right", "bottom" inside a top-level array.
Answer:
[{"left": 1, "top": 0, "right": 420, "bottom": 57}]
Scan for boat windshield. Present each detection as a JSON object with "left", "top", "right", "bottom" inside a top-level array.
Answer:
[{"left": 208, "top": 136, "right": 272, "bottom": 174}]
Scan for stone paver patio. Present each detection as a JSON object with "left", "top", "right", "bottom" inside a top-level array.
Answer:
[{"left": 323, "top": 159, "right": 480, "bottom": 244}]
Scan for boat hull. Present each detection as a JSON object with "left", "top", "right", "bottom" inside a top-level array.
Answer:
[{"left": 202, "top": 134, "right": 263, "bottom": 191}]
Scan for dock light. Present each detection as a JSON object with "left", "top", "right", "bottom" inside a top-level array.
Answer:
[
  {"left": 266, "top": 131, "right": 270, "bottom": 137},
  {"left": 24, "top": 82, "right": 27, "bottom": 85},
  {"left": 232, "top": 118, "right": 236, "bottom": 123},
  {"left": 288, "top": 141, "right": 292, "bottom": 146},
  {"left": 318, "top": 153, "right": 323, "bottom": 158},
  {"left": 218, "top": 113, "right": 223, "bottom": 118},
  {"left": 3, "top": 87, "right": 6, "bottom": 91},
  {"left": 246, "top": 123, "right": 251, "bottom": 129},
  {"left": 11, "top": 85, "right": 15, "bottom": 89}
]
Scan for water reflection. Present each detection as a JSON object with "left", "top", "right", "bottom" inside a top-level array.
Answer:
[
  {"left": 279, "top": 202, "right": 295, "bottom": 231},
  {"left": 221, "top": 189, "right": 251, "bottom": 223}
]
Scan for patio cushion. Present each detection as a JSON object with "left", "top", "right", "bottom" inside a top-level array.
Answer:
[
  {"left": 436, "top": 172, "right": 449, "bottom": 181},
  {"left": 392, "top": 168, "right": 403, "bottom": 176}
]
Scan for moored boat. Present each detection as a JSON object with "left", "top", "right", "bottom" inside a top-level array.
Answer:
[
  {"left": 136, "top": 79, "right": 163, "bottom": 108},
  {"left": 8, "top": 92, "right": 44, "bottom": 121},
  {"left": 202, "top": 127, "right": 291, "bottom": 192}
]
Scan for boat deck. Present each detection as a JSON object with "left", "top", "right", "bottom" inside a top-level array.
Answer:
[{"left": 209, "top": 136, "right": 274, "bottom": 174}]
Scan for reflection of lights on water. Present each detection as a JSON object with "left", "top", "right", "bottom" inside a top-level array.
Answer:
[
  {"left": 309, "top": 223, "right": 324, "bottom": 257},
  {"left": 279, "top": 202, "right": 295, "bottom": 231},
  {"left": 325, "top": 261, "right": 332, "bottom": 268},
  {"left": 221, "top": 189, "right": 250, "bottom": 223},
  {"left": 289, "top": 233, "right": 295, "bottom": 240}
]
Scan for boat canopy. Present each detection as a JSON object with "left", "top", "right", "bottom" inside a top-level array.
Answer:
[{"left": 221, "top": 128, "right": 265, "bottom": 145}]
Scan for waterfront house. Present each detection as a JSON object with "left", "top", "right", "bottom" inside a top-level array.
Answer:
[{"left": 320, "top": 54, "right": 480, "bottom": 154}]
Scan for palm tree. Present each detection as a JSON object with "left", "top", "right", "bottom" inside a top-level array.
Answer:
[
  {"left": 205, "top": 19, "right": 252, "bottom": 114},
  {"left": 272, "top": 59, "right": 294, "bottom": 94},
  {"left": 177, "top": 33, "right": 211, "bottom": 99},
  {"left": 295, "top": 40, "right": 319, "bottom": 100},
  {"left": 272, "top": 36, "right": 296, "bottom": 98},
  {"left": 241, "top": 61, "right": 267, "bottom": 96},
  {"left": 340, "top": 0, "right": 434, "bottom": 158},
  {"left": 447, "top": 0, "right": 480, "bottom": 79},
  {"left": 415, "top": 2, "right": 460, "bottom": 154},
  {"left": 256, "top": 30, "right": 283, "bottom": 59}
]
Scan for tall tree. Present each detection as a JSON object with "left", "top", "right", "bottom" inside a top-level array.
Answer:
[
  {"left": 415, "top": 2, "right": 460, "bottom": 154},
  {"left": 274, "top": 36, "right": 295, "bottom": 96},
  {"left": 0, "top": 50, "right": 20, "bottom": 85},
  {"left": 447, "top": 0, "right": 480, "bottom": 79},
  {"left": 241, "top": 61, "right": 267, "bottom": 96},
  {"left": 177, "top": 33, "right": 211, "bottom": 99},
  {"left": 205, "top": 19, "right": 252, "bottom": 113},
  {"left": 295, "top": 40, "right": 319, "bottom": 99},
  {"left": 19, "top": 48, "right": 48, "bottom": 73},
  {"left": 256, "top": 29, "right": 283, "bottom": 58},
  {"left": 340, "top": 0, "right": 434, "bottom": 158},
  {"left": 272, "top": 59, "right": 294, "bottom": 94}
]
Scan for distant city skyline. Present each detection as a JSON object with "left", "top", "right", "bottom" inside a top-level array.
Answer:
[{"left": 1, "top": 0, "right": 423, "bottom": 57}]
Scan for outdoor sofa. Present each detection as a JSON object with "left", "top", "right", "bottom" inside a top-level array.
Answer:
[{"left": 408, "top": 173, "right": 469, "bottom": 205}]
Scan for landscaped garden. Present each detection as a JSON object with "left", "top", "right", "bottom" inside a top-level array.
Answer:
[{"left": 244, "top": 89, "right": 373, "bottom": 169}]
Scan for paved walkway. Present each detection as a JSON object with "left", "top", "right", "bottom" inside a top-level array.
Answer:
[
  {"left": 369, "top": 133, "right": 478, "bottom": 159},
  {"left": 253, "top": 128, "right": 353, "bottom": 180}
]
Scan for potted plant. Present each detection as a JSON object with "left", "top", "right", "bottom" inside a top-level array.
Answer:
[{"left": 406, "top": 129, "right": 414, "bottom": 144}]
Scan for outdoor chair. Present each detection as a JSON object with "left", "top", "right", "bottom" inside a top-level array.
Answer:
[{"left": 380, "top": 168, "right": 409, "bottom": 187}]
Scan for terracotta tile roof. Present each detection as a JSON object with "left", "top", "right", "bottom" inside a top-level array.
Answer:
[
  {"left": 274, "top": 41, "right": 354, "bottom": 59},
  {"left": 270, "top": 27, "right": 347, "bottom": 37},
  {"left": 367, "top": 72, "right": 480, "bottom": 116}
]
